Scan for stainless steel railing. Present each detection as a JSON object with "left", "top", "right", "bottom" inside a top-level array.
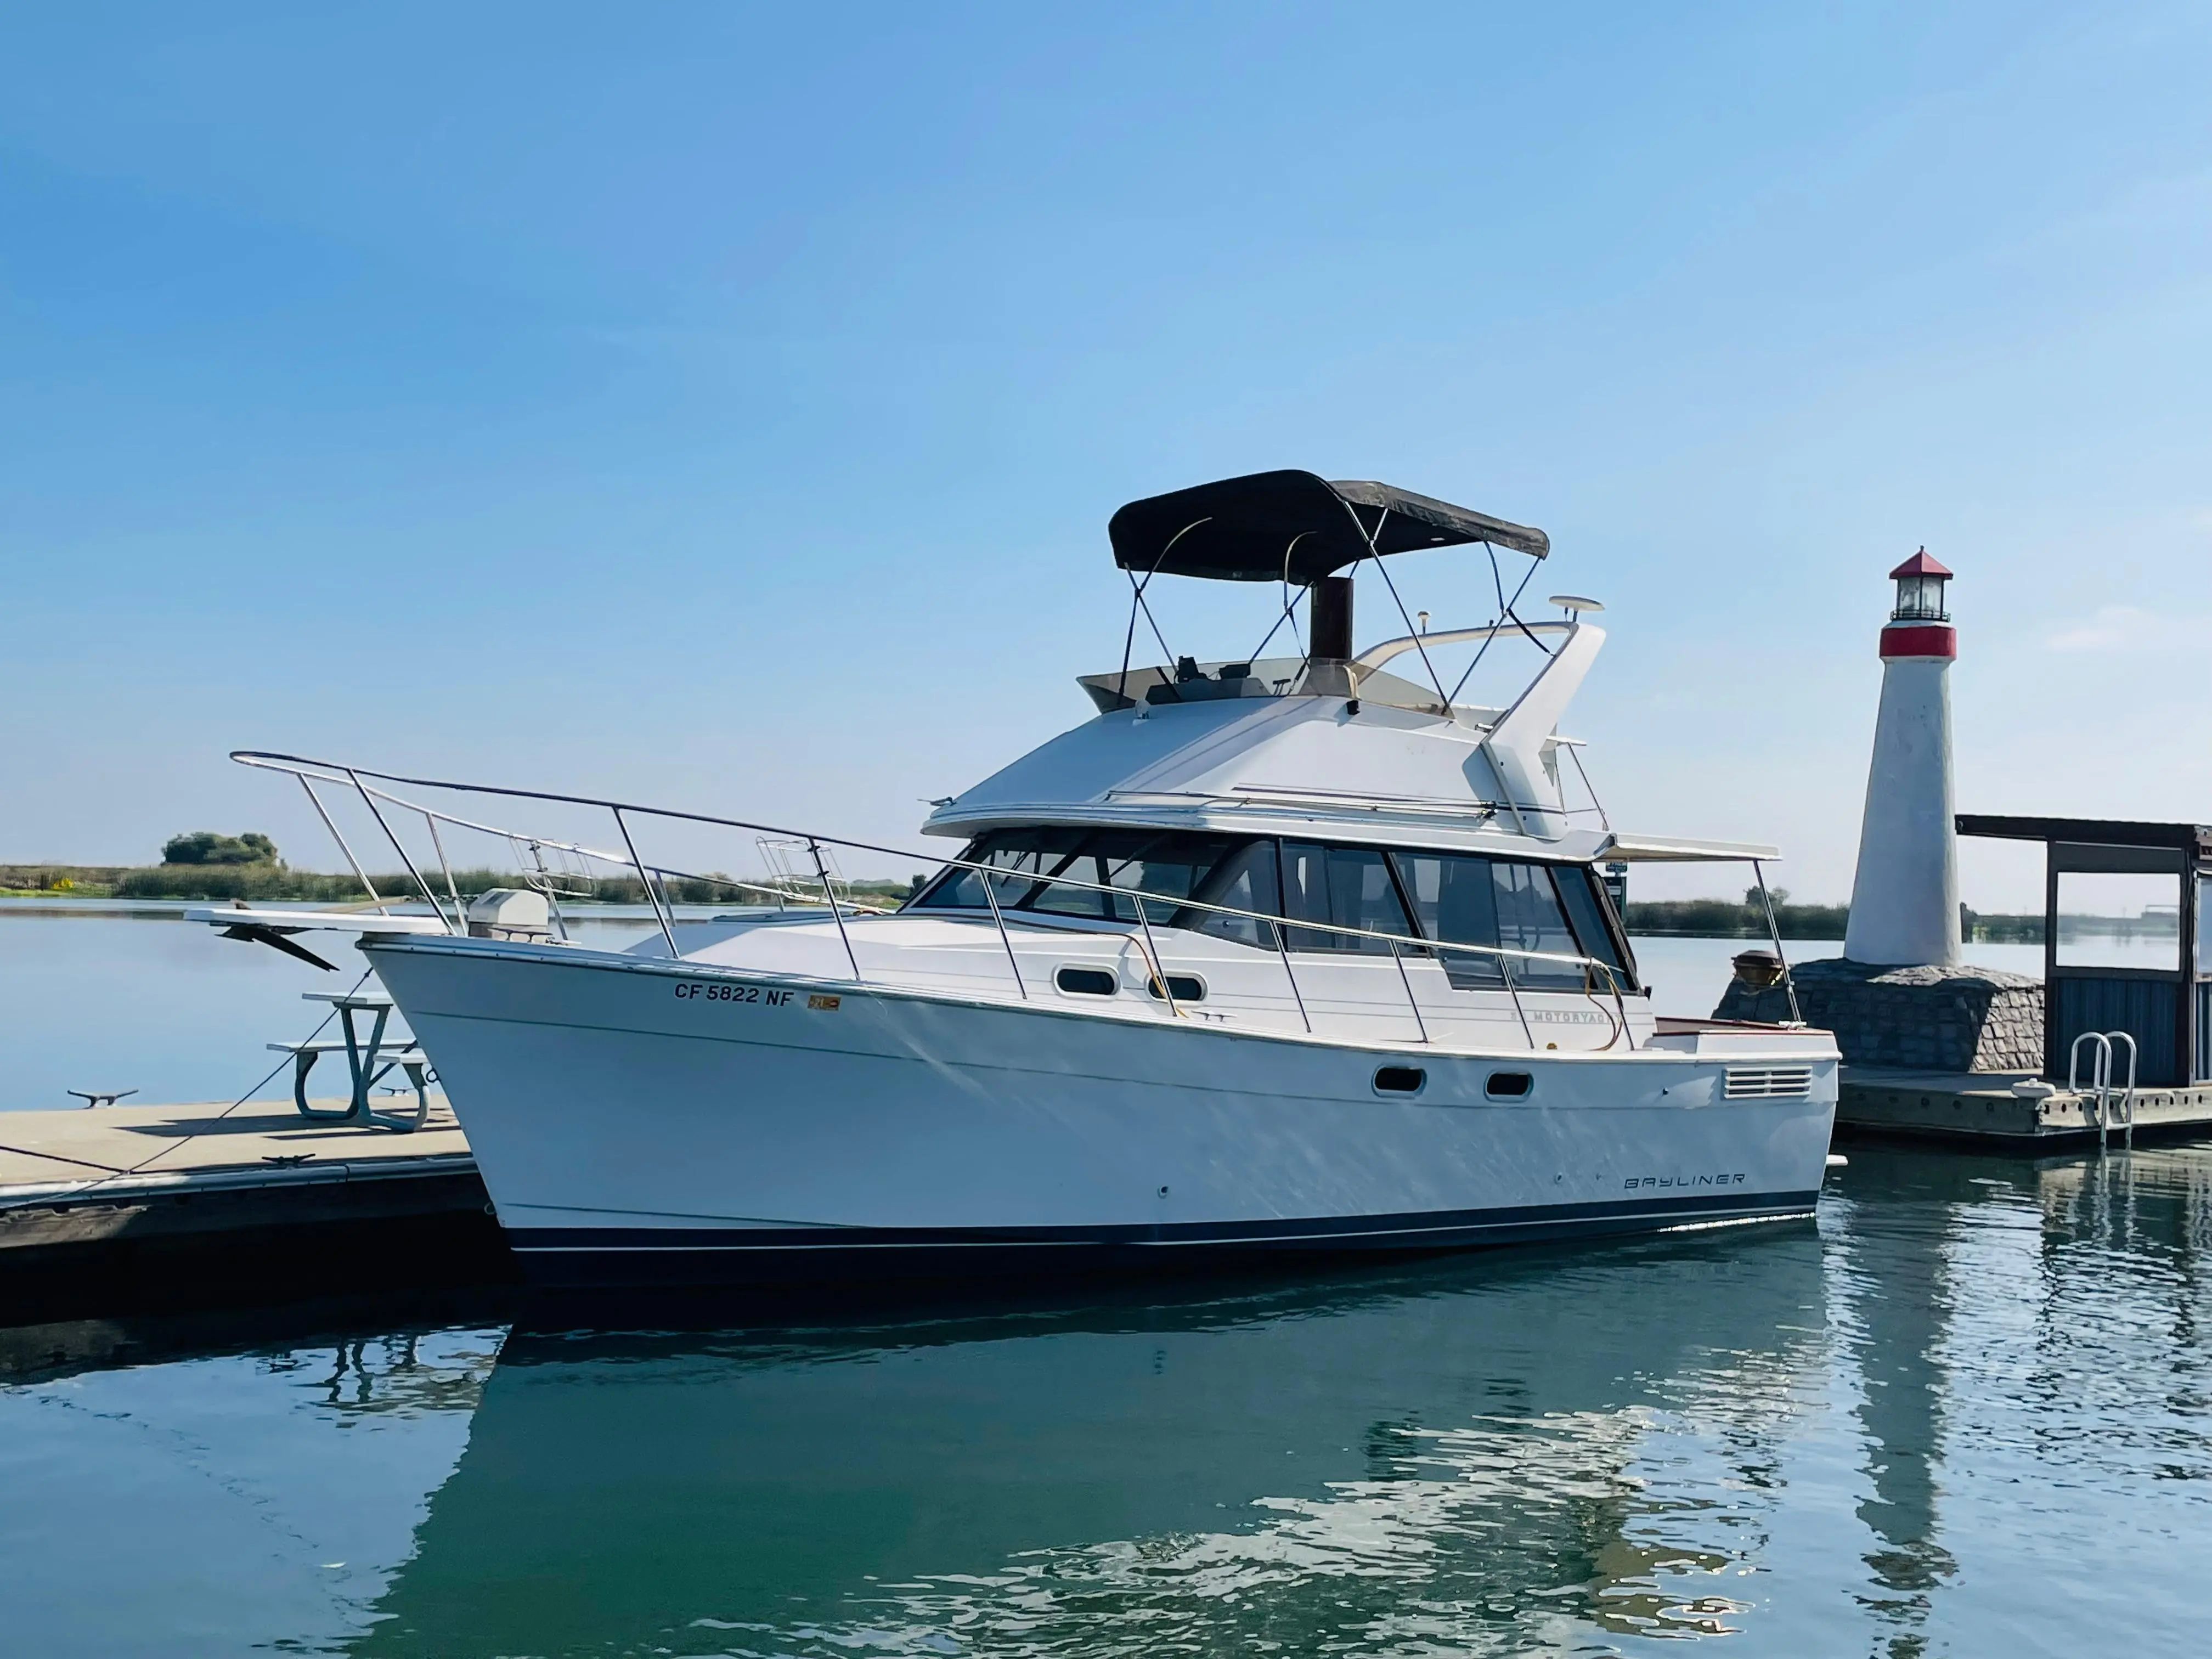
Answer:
[{"left": 228, "top": 749, "right": 1637, "bottom": 1051}]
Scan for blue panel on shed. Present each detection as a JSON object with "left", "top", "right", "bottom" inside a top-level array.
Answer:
[{"left": 2051, "top": 974, "right": 2179, "bottom": 1086}]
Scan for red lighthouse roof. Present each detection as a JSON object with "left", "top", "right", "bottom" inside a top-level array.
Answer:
[{"left": 1889, "top": 546, "right": 1951, "bottom": 579}]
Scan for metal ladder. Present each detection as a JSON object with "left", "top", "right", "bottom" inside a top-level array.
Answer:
[{"left": 2068, "top": 1030, "right": 2140, "bottom": 1149}]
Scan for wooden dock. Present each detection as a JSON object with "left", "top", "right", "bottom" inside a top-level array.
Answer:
[
  {"left": 1838, "top": 1066, "right": 2212, "bottom": 1146},
  {"left": 0, "top": 1096, "right": 503, "bottom": 1309}
]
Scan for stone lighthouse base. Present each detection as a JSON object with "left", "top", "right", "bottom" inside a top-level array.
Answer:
[{"left": 1714, "top": 957, "right": 2044, "bottom": 1073}]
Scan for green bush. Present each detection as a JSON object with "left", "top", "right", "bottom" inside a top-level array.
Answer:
[{"left": 161, "top": 831, "right": 279, "bottom": 866}]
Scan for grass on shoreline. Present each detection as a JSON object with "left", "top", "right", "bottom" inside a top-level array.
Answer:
[{"left": 0, "top": 863, "right": 916, "bottom": 906}]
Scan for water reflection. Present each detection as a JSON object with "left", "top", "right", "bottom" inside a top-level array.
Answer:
[
  {"left": 356, "top": 1234, "right": 1831, "bottom": 1657},
  {"left": 1832, "top": 1153, "right": 1959, "bottom": 1655},
  {"left": 7, "top": 1144, "right": 2212, "bottom": 1656}
]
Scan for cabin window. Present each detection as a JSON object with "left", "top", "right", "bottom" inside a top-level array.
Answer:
[
  {"left": 910, "top": 829, "right": 1249, "bottom": 924},
  {"left": 1390, "top": 854, "right": 1592, "bottom": 990},
  {"left": 913, "top": 831, "right": 1632, "bottom": 994},
  {"left": 1181, "top": 839, "right": 1282, "bottom": 949},
  {"left": 1280, "top": 842, "right": 1412, "bottom": 953},
  {"left": 1054, "top": 967, "right": 1119, "bottom": 997},
  {"left": 912, "top": 827, "right": 1088, "bottom": 913},
  {"left": 1554, "top": 864, "right": 1635, "bottom": 989},
  {"left": 1373, "top": 1065, "right": 1426, "bottom": 1094},
  {"left": 1145, "top": 973, "right": 1207, "bottom": 1002},
  {"left": 1492, "top": 861, "right": 1586, "bottom": 990},
  {"left": 1390, "top": 851, "right": 1505, "bottom": 988},
  {"left": 1486, "top": 1071, "right": 1533, "bottom": 1098}
]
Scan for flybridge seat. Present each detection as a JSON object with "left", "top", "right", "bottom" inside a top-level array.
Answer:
[{"left": 1080, "top": 655, "right": 1505, "bottom": 718}]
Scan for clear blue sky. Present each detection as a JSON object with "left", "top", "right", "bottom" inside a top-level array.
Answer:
[{"left": 4, "top": 3, "right": 2206, "bottom": 906}]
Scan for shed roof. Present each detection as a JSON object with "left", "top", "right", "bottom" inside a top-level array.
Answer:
[{"left": 1957, "top": 814, "right": 2212, "bottom": 858}]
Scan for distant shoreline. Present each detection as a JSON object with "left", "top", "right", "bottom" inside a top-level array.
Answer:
[
  {"left": 0, "top": 862, "right": 916, "bottom": 907},
  {"left": 2, "top": 863, "right": 2090, "bottom": 946}
]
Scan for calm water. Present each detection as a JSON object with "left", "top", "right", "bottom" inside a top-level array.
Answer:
[
  {"left": 5, "top": 1144, "right": 2211, "bottom": 1655},
  {"left": 0, "top": 905, "right": 664, "bottom": 1113}
]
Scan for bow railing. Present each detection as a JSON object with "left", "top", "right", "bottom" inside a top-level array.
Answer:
[{"left": 228, "top": 749, "right": 1638, "bottom": 1051}]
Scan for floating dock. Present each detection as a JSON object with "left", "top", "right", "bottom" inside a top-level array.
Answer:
[
  {"left": 1837, "top": 1066, "right": 2212, "bottom": 1146},
  {"left": 0, "top": 1096, "right": 502, "bottom": 1308}
]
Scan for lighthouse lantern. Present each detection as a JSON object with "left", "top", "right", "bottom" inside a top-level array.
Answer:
[{"left": 1889, "top": 547, "right": 1951, "bottom": 623}]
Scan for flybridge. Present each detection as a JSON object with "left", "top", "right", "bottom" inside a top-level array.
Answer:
[
  {"left": 1097, "top": 469, "right": 1563, "bottom": 721},
  {"left": 1053, "top": 467, "right": 1609, "bottom": 845}
]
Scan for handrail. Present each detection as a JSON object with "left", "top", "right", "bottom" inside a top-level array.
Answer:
[
  {"left": 228, "top": 748, "right": 1636, "bottom": 1050},
  {"left": 2068, "top": 1030, "right": 2140, "bottom": 1150}
]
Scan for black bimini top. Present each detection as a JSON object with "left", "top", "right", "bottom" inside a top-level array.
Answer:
[{"left": 1108, "top": 469, "right": 1548, "bottom": 584}]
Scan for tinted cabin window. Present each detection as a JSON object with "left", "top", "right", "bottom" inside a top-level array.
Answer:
[
  {"left": 1553, "top": 864, "right": 1634, "bottom": 990},
  {"left": 912, "top": 829, "right": 1245, "bottom": 924},
  {"left": 1391, "top": 851, "right": 1506, "bottom": 989},
  {"left": 1280, "top": 842, "right": 1411, "bottom": 953},
  {"left": 1390, "top": 854, "right": 1590, "bottom": 990},
  {"left": 912, "top": 827, "right": 1088, "bottom": 913},
  {"left": 1180, "top": 838, "right": 1282, "bottom": 950},
  {"left": 1491, "top": 861, "right": 1585, "bottom": 990},
  {"left": 1054, "top": 967, "right": 1118, "bottom": 996}
]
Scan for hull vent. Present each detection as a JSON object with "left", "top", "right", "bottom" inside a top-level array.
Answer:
[{"left": 1724, "top": 1066, "right": 1815, "bottom": 1099}]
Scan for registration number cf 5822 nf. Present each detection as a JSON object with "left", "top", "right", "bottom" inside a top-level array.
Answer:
[{"left": 673, "top": 981, "right": 794, "bottom": 1006}]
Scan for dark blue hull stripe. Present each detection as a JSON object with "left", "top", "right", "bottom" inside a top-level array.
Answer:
[{"left": 506, "top": 1190, "right": 1819, "bottom": 1285}]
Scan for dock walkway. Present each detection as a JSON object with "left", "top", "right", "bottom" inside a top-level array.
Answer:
[
  {"left": 0, "top": 1097, "right": 490, "bottom": 1285},
  {"left": 1838, "top": 1066, "right": 2212, "bottom": 1146}
]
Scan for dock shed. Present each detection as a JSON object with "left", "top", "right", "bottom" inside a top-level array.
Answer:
[{"left": 1957, "top": 815, "right": 2212, "bottom": 1086}]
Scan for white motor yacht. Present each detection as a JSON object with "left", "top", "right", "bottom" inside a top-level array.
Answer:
[{"left": 207, "top": 470, "right": 1838, "bottom": 1288}]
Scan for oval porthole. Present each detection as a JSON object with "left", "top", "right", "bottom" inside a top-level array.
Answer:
[
  {"left": 1146, "top": 974, "right": 1206, "bottom": 1002},
  {"left": 1055, "top": 967, "right": 1119, "bottom": 997},
  {"left": 1374, "top": 1065, "right": 1426, "bottom": 1095},
  {"left": 1486, "top": 1071, "right": 1533, "bottom": 1099}
]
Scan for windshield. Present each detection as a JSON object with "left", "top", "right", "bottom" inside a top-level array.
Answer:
[{"left": 909, "top": 828, "right": 1251, "bottom": 926}]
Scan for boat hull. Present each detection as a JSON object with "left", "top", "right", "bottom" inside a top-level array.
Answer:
[{"left": 364, "top": 937, "right": 1836, "bottom": 1290}]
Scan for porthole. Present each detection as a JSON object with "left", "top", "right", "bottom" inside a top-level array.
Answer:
[
  {"left": 1374, "top": 1065, "right": 1427, "bottom": 1095},
  {"left": 1146, "top": 974, "right": 1206, "bottom": 1002},
  {"left": 1054, "top": 967, "right": 1119, "bottom": 997},
  {"left": 1486, "top": 1071, "right": 1533, "bottom": 1099}
]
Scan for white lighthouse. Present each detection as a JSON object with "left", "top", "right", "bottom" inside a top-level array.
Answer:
[{"left": 1843, "top": 550, "right": 1961, "bottom": 967}]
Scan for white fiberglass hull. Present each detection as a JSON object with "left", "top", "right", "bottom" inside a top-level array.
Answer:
[{"left": 365, "top": 936, "right": 1837, "bottom": 1289}]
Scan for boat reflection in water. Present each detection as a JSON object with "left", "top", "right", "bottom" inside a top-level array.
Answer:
[
  {"left": 354, "top": 1230, "right": 1830, "bottom": 1656},
  {"left": 12, "top": 1143, "right": 2210, "bottom": 1654}
]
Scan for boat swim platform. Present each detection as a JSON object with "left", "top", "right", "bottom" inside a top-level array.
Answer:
[
  {"left": 1837, "top": 1066, "right": 2212, "bottom": 1148},
  {"left": 0, "top": 1096, "right": 505, "bottom": 1311}
]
